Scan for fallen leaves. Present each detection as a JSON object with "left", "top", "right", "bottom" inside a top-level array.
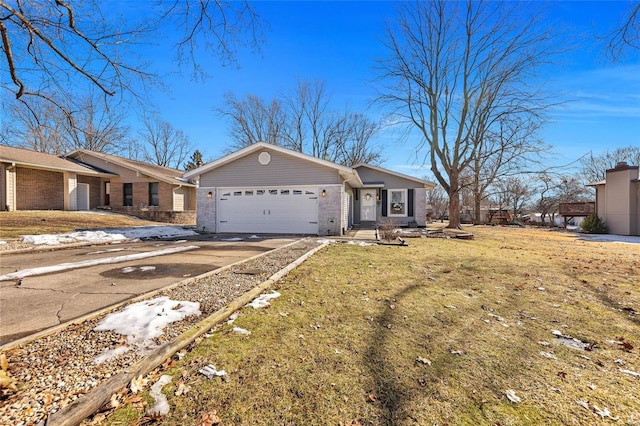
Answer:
[
  {"left": 0, "top": 353, "right": 18, "bottom": 393},
  {"left": 198, "top": 410, "right": 222, "bottom": 426}
]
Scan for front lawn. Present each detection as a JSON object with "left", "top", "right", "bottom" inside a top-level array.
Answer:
[
  {"left": 0, "top": 211, "right": 163, "bottom": 239},
  {"left": 105, "top": 226, "right": 639, "bottom": 425}
]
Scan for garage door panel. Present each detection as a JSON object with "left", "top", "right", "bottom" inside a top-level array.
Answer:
[{"left": 217, "top": 187, "right": 319, "bottom": 234}]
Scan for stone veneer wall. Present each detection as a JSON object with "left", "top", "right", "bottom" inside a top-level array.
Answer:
[
  {"left": 112, "top": 207, "right": 195, "bottom": 224},
  {"left": 317, "top": 185, "right": 343, "bottom": 236},
  {"left": 196, "top": 187, "right": 217, "bottom": 232}
]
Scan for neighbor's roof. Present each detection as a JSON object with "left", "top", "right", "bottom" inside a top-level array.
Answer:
[
  {"left": 586, "top": 179, "right": 606, "bottom": 187},
  {"left": 0, "top": 145, "right": 115, "bottom": 176},
  {"left": 66, "top": 149, "right": 195, "bottom": 187},
  {"left": 353, "top": 163, "right": 437, "bottom": 189},
  {"left": 183, "top": 142, "right": 363, "bottom": 187}
]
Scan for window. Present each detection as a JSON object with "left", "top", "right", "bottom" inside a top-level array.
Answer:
[
  {"left": 388, "top": 189, "right": 407, "bottom": 217},
  {"left": 149, "top": 182, "right": 159, "bottom": 206},
  {"left": 123, "top": 183, "right": 133, "bottom": 206}
]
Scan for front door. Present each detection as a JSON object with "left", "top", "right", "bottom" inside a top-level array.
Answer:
[{"left": 360, "top": 189, "right": 377, "bottom": 221}]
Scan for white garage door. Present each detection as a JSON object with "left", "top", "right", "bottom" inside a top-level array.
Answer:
[{"left": 217, "top": 187, "right": 319, "bottom": 234}]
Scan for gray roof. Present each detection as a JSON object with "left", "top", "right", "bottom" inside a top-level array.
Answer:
[
  {"left": 66, "top": 149, "right": 195, "bottom": 187},
  {"left": 0, "top": 145, "right": 114, "bottom": 176}
]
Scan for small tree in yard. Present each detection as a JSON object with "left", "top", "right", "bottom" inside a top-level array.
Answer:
[{"left": 580, "top": 214, "right": 608, "bottom": 234}]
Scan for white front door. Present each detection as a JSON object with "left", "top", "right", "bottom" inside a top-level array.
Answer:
[
  {"left": 77, "top": 183, "right": 90, "bottom": 210},
  {"left": 360, "top": 189, "right": 377, "bottom": 221},
  {"left": 217, "top": 186, "right": 319, "bottom": 234}
]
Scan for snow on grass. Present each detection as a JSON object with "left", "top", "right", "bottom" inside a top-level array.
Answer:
[
  {"left": 222, "top": 237, "right": 244, "bottom": 241},
  {"left": 94, "top": 296, "right": 201, "bottom": 363},
  {"left": 232, "top": 327, "right": 251, "bottom": 335},
  {"left": 21, "top": 226, "right": 198, "bottom": 246},
  {"left": 0, "top": 246, "right": 198, "bottom": 281},
  {"left": 147, "top": 375, "right": 173, "bottom": 417},
  {"left": 247, "top": 291, "right": 281, "bottom": 309}
]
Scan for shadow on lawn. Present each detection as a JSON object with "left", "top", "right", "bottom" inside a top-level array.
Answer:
[{"left": 364, "top": 284, "right": 421, "bottom": 425}]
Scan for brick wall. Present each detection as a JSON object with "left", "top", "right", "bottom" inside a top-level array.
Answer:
[
  {"left": 77, "top": 175, "right": 101, "bottom": 208},
  {"left": 16, "top": 167, "right": 64, "bottom": 210},
  {"left": 159, "top": 182, "right": 173, "bottom": 210}
]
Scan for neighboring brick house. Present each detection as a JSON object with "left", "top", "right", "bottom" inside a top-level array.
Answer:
[
  {"left": 0, "top": 145, "right": 115, "bottom": 211},
  {"left": 65, "top": 150, "right": 196, "bottom": 218}
]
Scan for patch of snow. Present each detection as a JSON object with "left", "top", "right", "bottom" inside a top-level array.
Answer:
[
  {"left": 247, "top": 291, "right": 281, "bottom": 309},
  {"left": 139, "top": 266, "right": 156, "bottom": 272},
  {"left": 249, "top": 235, "right": 260, "bottom": 239},
  {"left": 232, "top": 327, "right": 251, "bottom": 335},
  {"left": 0, "top": 241, "right": 7, "bottom": 245},
  {"left": 316, "top": 239, "right": 336, "bottom": 244},
  {"left": 227, "top": 312, "right": 239, "bottom": 325},
  {"left": 345, "top": 240, "right": 377, "bottom": 246},
  {"left": 620, "top": 368, "right": 640, "bottom": 377},
  {"left": 21, "top": 226, "right": 198, "bottom": 246},
  {"left": 505, "top": 390, "right": 522, "bottom": 403},
  {"left": 0, "top": 246, "right": 198, "bottom": 281},
  {"left": 147, "top": 375, "right": 172, "bottom": 417},
  {"left": 94, "top": 346, "right": 130, "bottom": 364},
  {"left": 93, "top": 296, "right": 200, "bottom": 361},
  {"left": 121, "top": 267, "right": 136, "bottom": 274},
  {"left": 578, "top": 234, "right": 640, "bottom": 245},
  {"left": 222, "top": 237, "right": 243, "bottom": 241},
  {"left": 199, "top": 364, "right": 227, "bottom": 379}
]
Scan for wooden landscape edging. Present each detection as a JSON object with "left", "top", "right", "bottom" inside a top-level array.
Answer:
[{"left": 42, "top": 241, "right": 329, "bottom": 426}]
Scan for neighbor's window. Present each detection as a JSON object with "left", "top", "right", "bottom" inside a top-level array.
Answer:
[
  {"left": 149, "top": 182, "right": 159, "bottom": 206},
  {"left": 123, "top": 183, "right": 133, "bottom": 206},
  {"left": 388, "top": 189, "right": 407, "bottom": 217}
]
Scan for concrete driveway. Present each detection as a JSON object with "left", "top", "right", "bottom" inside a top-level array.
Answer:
[{"left": 0, "top": 236, "right": 299, "bottom": 345}]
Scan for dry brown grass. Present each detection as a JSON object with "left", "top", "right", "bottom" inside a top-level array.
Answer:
[
  {"left": 104, "top": 226, "right": 640, "bottom": 425},
  {"left": 0, "top": 211, "right": 164, "bottom": 239}
]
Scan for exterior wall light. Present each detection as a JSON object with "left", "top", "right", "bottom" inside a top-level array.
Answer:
[
  {"left": 207, "top": 191, "right": 213, "bottom": 199},
  {"left": 321, "top": 189, "right": 327, "bottom": 197}
]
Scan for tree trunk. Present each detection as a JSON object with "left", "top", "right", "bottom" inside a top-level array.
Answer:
[{"left": 447, "top": 174, "right": 461, "bottom": 229}]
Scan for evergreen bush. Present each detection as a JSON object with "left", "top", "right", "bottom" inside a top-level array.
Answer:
[{"left": 580, "top": 214, "right": 608, "bottom": 234}]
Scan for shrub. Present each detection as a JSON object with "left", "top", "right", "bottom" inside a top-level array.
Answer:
[
  {"left": 580, "top": 214, "right": 608, "bottom": 234},
  {"left": 377, "top": 218, "right": 398, "bottom": 241}
]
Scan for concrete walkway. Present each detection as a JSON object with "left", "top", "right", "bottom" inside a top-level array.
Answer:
[{"left": 349, "top": 222, "right": 378, "bottom": 241}]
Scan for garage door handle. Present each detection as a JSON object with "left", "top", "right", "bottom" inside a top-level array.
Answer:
[{"left": 263, "top": 209, "right": 265, "bottom": 215}]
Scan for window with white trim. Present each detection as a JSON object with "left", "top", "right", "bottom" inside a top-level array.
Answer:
[{"left": 388, "top": 189, "right": 407, "bottom": 217}]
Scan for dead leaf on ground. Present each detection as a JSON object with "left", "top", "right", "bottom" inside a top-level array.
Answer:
[
  {"left": 367, "top": 393, "right": 377, "bottom": 402},
  {"left": 198, "top": 410, "right": 222, "bottom": 426},
  {"left": 0, "top": 354, "right": 8, "bottom": 372},
  {"left": 130, "top": 375, "right": 148, "bottom": 394}
]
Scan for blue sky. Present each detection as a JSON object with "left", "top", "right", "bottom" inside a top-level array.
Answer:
[{"left": 136, "top": 1, "right": 639, "bottom": 176}]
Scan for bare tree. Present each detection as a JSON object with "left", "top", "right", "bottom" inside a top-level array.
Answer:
[
  {"left": 138, "top": 117, "right": 193, "bottom": 169},
  {"left": 533, "top": 174, "right": 591, "bottom": 226},
  {"left": 580, "top": 146, "right": 640, "bottom": 183},
  {"left": 219, "top": 80, "right": 383, "bottom": 165},
  {"left": 61, "top": 93, "right": 130, "bottom": 154},
  {"left": 377, "top": 0, "right": 555, "bottom": 228},
  {"left": 493, "top": 176, "right": 532, "bottom": 220},
  {"left": 221, "top": 93, "right": 286, "bottom": 150},
  {"left": 468, "top": 116, "right": 547, "bottom": 223},
  {"left": 0, "top": 0, "right": 263, "bottom": 119},
  {"left": 5, "top": 92, "right": 129, "bottom": 154},
  {"left": 4, "top": 99, "right": 68, "bottom": 154},
  {"left": 605, "top": 2, "right": 640, "bottom": 61},
  {"left": 426, "top": 185, "right": 449, "bottom": 222}
]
